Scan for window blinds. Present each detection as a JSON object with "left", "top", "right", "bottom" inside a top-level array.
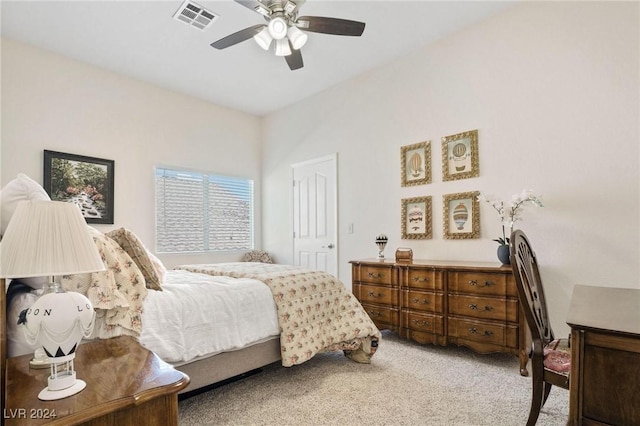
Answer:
[{"left": 155, "top": 168, "right": 254, "bottom": 253}]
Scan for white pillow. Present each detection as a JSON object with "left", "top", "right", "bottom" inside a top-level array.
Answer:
[
  {"left": 15, "top": 277, "right": 49, "bottom": 289},
  {"left": 0, "top": 173, "right": 51, "bottom": 238},
  {"left": 7, "top": 289, "right": 40, "bottom": 357}
]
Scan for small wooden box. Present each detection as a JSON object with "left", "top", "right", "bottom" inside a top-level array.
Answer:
[{"left": 395, "top": 248, "right": 413, "bottom": 263}]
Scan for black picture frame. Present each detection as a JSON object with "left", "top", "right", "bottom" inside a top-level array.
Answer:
[{"left": 44, "top": 150, "right": 115, "bottom": 224}]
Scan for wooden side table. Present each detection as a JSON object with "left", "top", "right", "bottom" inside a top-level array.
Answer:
[
  {"left": 567, "top": 285, "right": 640, "bottom": 425},
  {"left": 4, "top": 336, "right": 189, "bottom": 425}
]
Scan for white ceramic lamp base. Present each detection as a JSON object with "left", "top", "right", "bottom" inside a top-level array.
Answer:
[{"left": 38, "top": 379, "right": 87, "bottom": 401}]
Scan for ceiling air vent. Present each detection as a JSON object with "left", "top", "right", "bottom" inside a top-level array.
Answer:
[{"left": 173, "top": 0, "right": 218, "bottom": 31}]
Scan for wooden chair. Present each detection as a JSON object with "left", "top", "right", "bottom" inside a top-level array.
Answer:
[{"left": 510, "top": 230, "right": 570, "bottom": 426}]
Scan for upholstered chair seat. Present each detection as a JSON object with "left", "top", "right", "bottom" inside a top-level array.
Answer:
[{"left": 543, "top": 339, "right": 571, "bottom": 375}]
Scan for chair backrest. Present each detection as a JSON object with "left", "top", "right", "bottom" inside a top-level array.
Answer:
[{"left": 510, "top": 230, "right": 555, "bottom": 349}]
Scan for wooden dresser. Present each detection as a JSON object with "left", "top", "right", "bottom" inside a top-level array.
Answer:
[{"left": 351, "top": 259, "right": 528, "bottom": 375}]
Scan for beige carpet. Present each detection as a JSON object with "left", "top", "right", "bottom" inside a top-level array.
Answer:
[{"left": 179, "top": 331, "right": 568, "bottom": 425}]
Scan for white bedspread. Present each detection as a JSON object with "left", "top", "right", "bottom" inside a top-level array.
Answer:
[{"left": 138, "top": 270, "right": 279, "bottom": 364}]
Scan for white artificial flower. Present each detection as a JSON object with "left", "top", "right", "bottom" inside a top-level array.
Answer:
[{"left": 478, "top": 190, "right": 544, "bottom": 245}]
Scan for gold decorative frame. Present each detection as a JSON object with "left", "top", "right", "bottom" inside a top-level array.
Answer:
[
  {"left": 401, "top": 141, "right": 431, "bottom": 187},
  {"left": 443, "top": 191, "right": 480, "bottom": 239},
  {"left": 441, "top": 130, "right": 479, "bottom": 181},
  {"left": 401, "top": 196, "right": 432, "bottom": 239}
]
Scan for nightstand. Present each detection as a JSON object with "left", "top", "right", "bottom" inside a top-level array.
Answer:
[{"left": 4, "top": 336, "right": 189, "bottom": 425}]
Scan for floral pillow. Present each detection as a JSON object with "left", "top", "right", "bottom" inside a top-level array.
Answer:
[
  {"left": 146, "top": 250, "right": 167, "bottom": 287},
  {"left": 242, "top": 250, "right": 274, "bottom": 263},
  {"left": 61, "top": 227, "right": 147, "bottom": 338},
  {"left": 106, "top": 228, "right": 162, "bottom": 291}
]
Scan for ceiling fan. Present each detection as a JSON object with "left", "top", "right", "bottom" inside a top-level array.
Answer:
[{"left": 210, "top": 0, "right": 366, "bottom": 71}]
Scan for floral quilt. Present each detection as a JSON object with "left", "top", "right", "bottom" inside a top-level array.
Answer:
[{"left": 176, "top": 263, "right": 381, "bottom": 367}]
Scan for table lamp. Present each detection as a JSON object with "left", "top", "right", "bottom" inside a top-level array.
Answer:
[{"left": 0, "top": 200, "right": 105, "bottom": 400}]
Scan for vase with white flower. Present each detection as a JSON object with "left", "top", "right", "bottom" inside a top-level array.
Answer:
[{"left": 477, "top": 190, "right": 544, "bottom": 265}]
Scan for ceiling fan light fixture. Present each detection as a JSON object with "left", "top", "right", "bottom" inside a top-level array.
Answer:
[
  {"left": 275, "top": 38, "right": 292, "bottom": 57},
  {"left": 254, "top": 4, "right": 271, "bottom": 17},
  {"left": 253, "top": 26, "right": 273, "bottom": 50},
  {"left": 287, "top": 25, "right": 308, "bottom": 50},
  {"left": 284, "top": 1, "right": 297, "bottom": 15},
  {"left": 268, "top": 17, "right": 288, "bottom": 40}
]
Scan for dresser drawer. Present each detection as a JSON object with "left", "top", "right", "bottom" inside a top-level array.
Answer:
[
  {"left": 354, "top": 283, "right": 398, "bottom": 305},
  {"left": 357, "top": 265, "right": 395, "bottom": 285},
  {"left": 448, "top": 317, "right": 518, "bottom": 348},
  {"left": 361, "top": 303, "right": 398, "bottom": 327},
  {"left": 402, "top": 329, "right": 447, "bottom": 346},
  {"left": 402, "top": 289, "right": 444, "bottom": 314},
  {"left": 401, "top": 311, "right": 444, "bottom": 335},
  {"left": 448, "top": 271, "right": 516, "bottom": 297},
  {"left": 448, "top": 294, "right": 518, "bottom": 322},
  {"left": 399, "top": 267, "right": 444, "bottom": 290}
]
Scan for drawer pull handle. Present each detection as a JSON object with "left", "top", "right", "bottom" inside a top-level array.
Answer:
[
  {"left": 368, "top": 272, "right": 384, "bottom": 279},
  {"left": 468, "top": 280, "right": 495, "bottom": 288},
  {"left": 367, "top": 310, "right": 383, "bottom": 317},
  {"left": 367, "top": 291, "right": 383, "bottom": 298},
  {"left": 468, "top": 304, "right": 494, "bottom": 312},
  {"left": 412, "top": 276, "right": 430, "bottom": 283},
  {"left": 412, "top": 319, "right": 430, "bottom": 327},
  {"left": 412, "top": 297, "right": 430, "bottom": 305},
  {"left": 468, "top": 327, "right": 494, "bottom": 337}
]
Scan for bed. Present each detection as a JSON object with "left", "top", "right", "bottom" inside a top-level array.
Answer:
[
  {"left": 2, "top": 225, "right": 381, "bottom": 396},
  {"left": 0, "top": 174, "right": 380, "bottom": 400}
]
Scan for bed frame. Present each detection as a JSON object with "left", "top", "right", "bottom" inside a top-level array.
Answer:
[
  {"left": 0, "top": 279, "right": 281, "bottom": 406},
  {"left": 175, "top": 338, "right": 281, "bottom": 395}
]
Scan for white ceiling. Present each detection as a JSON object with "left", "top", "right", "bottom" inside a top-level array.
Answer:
[{"left": 1, "top": 1, "right": 515, "bottom": 116}]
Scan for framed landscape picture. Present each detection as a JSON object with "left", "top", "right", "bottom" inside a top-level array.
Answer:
[
  {"left": 443, "top": 191, "right": 479, "bottom": 239},
  {"left": 401, "top": 141, "right": 431, "bottom": 187},
  {"left": 401, "top": 196, "right": 432, "bottom": 239},
  {"left": 44, "top": 150, "right": 115, "bottom": 224},
  {"left": 441, "top": 129, "right": 479, "bottom": 181}
]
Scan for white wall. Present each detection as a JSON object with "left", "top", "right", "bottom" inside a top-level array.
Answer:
[
  {"left": 2, "top": 2, "right": 638, "bottom": 339},
  {"left": 261, "top": 1, "right": 640, "bottom": 337},
  {"left": 1, "top": 38, "right": 262, "bottom": 268}
]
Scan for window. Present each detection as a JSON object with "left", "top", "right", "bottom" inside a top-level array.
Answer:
[{"left": 155, "top": 167, "right": 254, "bottom": 253}]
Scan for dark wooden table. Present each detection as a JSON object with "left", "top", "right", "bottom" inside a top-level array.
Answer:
[
  {"left": 566, "top": 285, "right": 640, "bottom": 425},
  {"left": 5, "top": 336, "right": 189, "bottom": 425}
]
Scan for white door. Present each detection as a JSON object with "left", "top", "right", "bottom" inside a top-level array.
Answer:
[{"left": 292, "top": 154, "right": 338, "bottom": 276}]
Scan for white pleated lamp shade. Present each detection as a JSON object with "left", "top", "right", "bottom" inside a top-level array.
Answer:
[{"left": 0, "top": 200, "right": 105, "bottom": 278}]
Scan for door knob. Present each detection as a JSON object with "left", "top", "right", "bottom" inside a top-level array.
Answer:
[{"left": 327, "top": 243, "right": 335, "bottom": 249}]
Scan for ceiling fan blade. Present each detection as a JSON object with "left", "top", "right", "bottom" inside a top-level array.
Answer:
[
  {"left": 296, "top": 16, "right": 365, "bottom": 36},
  {"left": 211, "top": 24, "right": 265, "bottom": 50},
  {"left": 285, "top": 46, "right": 304, "bottom": 71}
]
